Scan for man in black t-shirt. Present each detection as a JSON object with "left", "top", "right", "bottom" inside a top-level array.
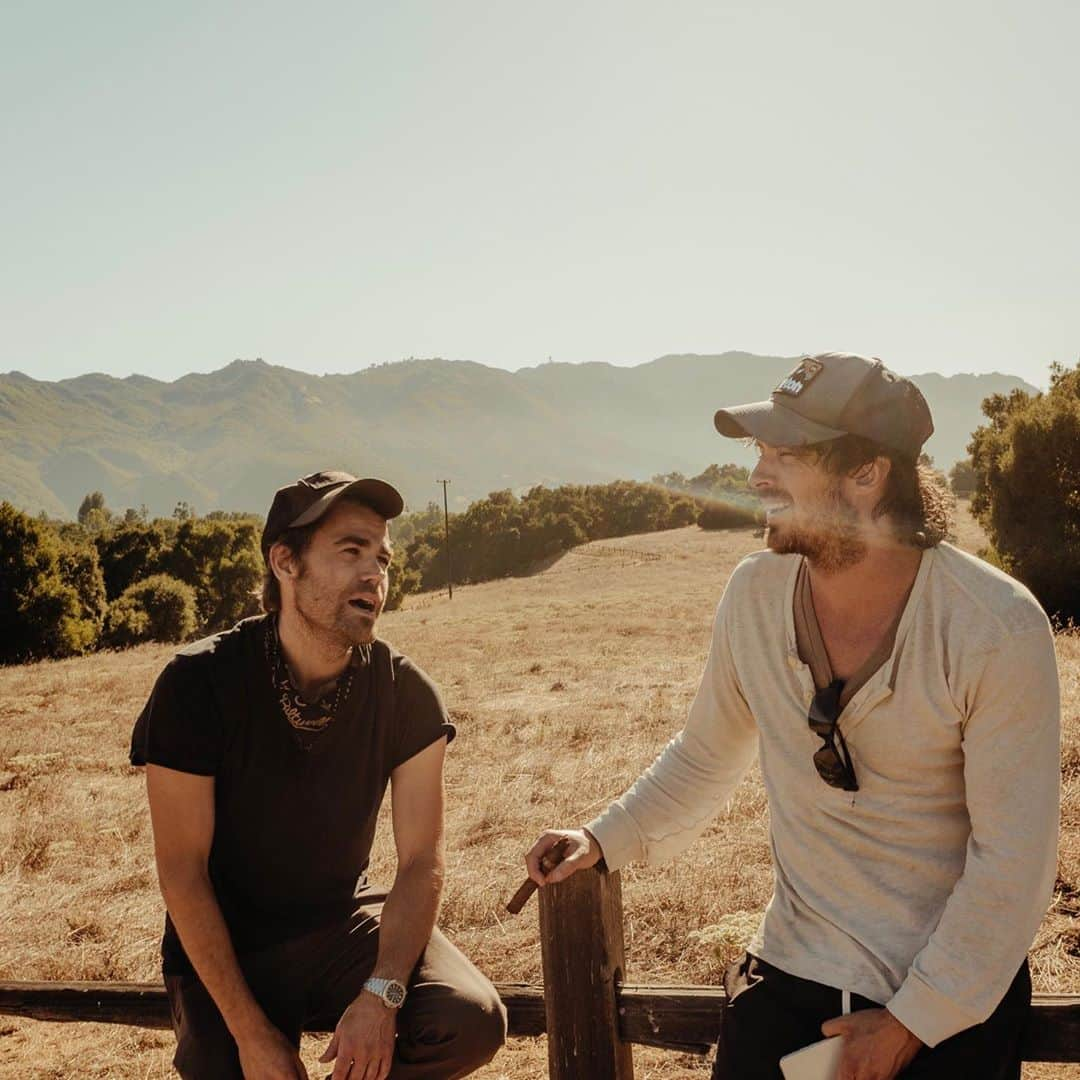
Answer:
[{"left": 132, "top": 470, "right": 505, "bottom": 1080}]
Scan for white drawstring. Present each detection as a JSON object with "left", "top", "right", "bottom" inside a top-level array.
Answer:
[{"left": 842, "top": 989, "right": 851, "bottom": 1015}]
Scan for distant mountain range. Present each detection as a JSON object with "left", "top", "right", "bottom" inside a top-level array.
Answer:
[{"left": 0, "top": 354, "right": 1038, "bottom": 518}]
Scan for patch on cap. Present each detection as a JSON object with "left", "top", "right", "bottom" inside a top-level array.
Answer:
[
  {"left": 774, "top": 357, "right": 824, "bottom": 398},
  {"left": 298, "top": 471, "right": 352, "bottom": 490}
]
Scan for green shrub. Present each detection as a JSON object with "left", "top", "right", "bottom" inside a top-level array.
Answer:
[
  {"left": 697, "top": 501, "right": 763, "bottom": 531},
  {"left": 103, "top": 574, "right": 198, "bottom": 647}
]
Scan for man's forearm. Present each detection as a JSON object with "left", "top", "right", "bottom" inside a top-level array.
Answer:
[
  {"left": 369, "top": 856, "right": 444, "bottom": 985},
  {"left": 158, "top": 862, "right": 271, "bottom": 1042}
]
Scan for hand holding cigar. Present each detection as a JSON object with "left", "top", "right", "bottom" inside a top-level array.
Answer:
[
  {"left": 506, "top": 835, "right": 572, "bottom": 914},
  {"left": 510, "top": 829, "right": 605, "bottom": 914}
]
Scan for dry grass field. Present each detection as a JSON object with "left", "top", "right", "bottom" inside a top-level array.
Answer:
[{"left": 2, "top": 503, "right": 1078, "bottom": 1079}]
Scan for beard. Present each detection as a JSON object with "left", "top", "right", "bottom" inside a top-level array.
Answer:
[
  {"left": 292, "top": 574, "right": 381, "bottom": 649},
  {"left": 765, "top": 485, "right": 866, "bottom": 573}
]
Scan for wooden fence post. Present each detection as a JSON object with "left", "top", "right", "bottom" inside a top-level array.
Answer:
[{"left": 538, "top": 866, "right": 634, "bottom": 1079}]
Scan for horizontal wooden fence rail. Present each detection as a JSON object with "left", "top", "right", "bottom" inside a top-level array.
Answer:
[
  {"left": 3, "top": 979, "right": 1079, "bottom": 1064},
  {"left": 0, "top": 979, "right": 542, "bottom": 1037},
  {"left": 4, "top": 866, "right": 1080, "bottom": 1076}
]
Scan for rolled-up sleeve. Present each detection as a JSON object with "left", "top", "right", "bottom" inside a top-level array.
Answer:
[
  {"left": 887, "top": 624, "right": 1061, "bottom": 1047},
  {"left": 586, "top": 583, "right": 759, "bottom": 872}
]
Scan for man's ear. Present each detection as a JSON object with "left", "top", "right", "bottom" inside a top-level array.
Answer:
[
  {"left": 268, "top": 542, "right": 300, "bottom": 583},
  {"left": 849, "top": 456, "right": 891, "bottom": 494}
]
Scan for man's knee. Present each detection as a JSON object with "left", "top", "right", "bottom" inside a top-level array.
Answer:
[
  {"left": 453, "top": 985, "right": 508, "bottom": 1068},
  {"left": 401, "top": 980, "right": 507, "bottom": 1073}
]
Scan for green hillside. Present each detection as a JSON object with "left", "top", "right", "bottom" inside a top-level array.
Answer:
[{"left": 0, "top": 353, "right": 1037, "bottom": 517}]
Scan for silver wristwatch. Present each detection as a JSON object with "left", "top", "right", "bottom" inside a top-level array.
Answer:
[{"left": 363, "top": 976, "right": 407, "bottom": 1009}]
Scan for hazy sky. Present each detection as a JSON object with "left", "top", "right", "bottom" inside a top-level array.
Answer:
[{"left": 2, "top": 1, "right": 1076, "bottom": 388}]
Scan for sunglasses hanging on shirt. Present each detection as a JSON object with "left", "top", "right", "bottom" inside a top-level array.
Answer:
[{"left": 807, "top": 678, "right": 859, "bottom": 792}]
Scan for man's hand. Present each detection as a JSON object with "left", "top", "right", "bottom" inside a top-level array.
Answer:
[
  {"left": 236, "top": 1021, "right": 309, "bottom": 1079},
  {"left": 525, "top": 828, "right": 602, "bottom": 886},
  {"left": 820, "top": 1008, "right": 923, "bottom": 1080},
  {"left": 318, "top": 993, "right": 397, "bottom": 1080}
]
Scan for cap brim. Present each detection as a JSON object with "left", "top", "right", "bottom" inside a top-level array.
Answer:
[
  {"left": 290, "top": 477, "right": 404, "bottom": 528},
  {"left": 714, "top": 399, "right": 847, "bottom": 446}
]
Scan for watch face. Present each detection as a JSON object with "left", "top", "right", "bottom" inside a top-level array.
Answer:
[{"left": 384, "top": 981, "right": 406, "bottom": 1007}]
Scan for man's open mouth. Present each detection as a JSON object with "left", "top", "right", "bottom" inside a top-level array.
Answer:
[
  {"left": 761, "top": 500, "right": 793, "bottom": 521},
  {"left": 349, "top": 597, "right": 377, "bottom": 613}
]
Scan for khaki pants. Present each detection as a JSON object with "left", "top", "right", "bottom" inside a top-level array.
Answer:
[{"left": 165, "top": 892, "right": 507, "bottom": 1079}]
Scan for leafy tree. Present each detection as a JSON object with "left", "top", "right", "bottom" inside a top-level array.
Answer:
[
  {"left": 161, "top": 518, "right": 262, "bottom": 630},
  {"left": 651, "top": 470, "right": 691, "bottom": 492},
  {"left": 122, "top": 505, "right": 149, "bottom": 525},
  {"left": 385, "top": 557, "right": 421, "bottom": 611},
  {"left": 969, "top": 361, "right": 1080, "bottom": 618},
  {"left": 688, "top": 463, "right": 751, "bottom": 496},
  {"left": 57, "top": 539, "right": 108, "bottom": 636},
  {"left": 205, "top": 510, "right": 261, "bottom": 523},
  {"left": 77, "top": 491, "right": 108, "bottom": 526},
  {"left": 391, "top": 503, "right": 444, "bottom": 548},
  {"left": 95, "top": 522, "right": 170, "bottom": 599},
  {"left": 0, "top": 502, "right": 99, "bottom": 662},
  {"left": 103, "top": 574, "right": 198, "bottom": 647},
  {"left": 402, "top": 479, "right": 703, "bottom": 594},
  {"left": 948, "top": 458, "right": 979, "bottom": 498}
]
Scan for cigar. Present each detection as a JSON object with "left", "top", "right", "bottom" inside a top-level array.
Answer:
[{"left": 506, "top": 835, "right": 573, "bottom": 914}]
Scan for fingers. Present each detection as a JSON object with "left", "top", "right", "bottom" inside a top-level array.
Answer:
[
  {"left": 525, "top": 830, "right": 565, "bottom": 885},
  {"left": 328, "top": 1045, "right": 392, "bottom": 1080},
  {"left": 821, "top": 1015, "right": 849, "bottom": 1038},
  {"left": 330, "top": 1054, "right": 351, "bottom": 1080},
  {"left": 318, "top": 1031, "right": 339, "bottom": 1064},
  {"left": 543, "top": 846, "right": 589, "bottom": 884},
  {"left": 373, "top": 1056, "right": 392, "bottom": 1080},
  {"left": 351, "top": 1053, "right": 390, "bottom": 1080}
]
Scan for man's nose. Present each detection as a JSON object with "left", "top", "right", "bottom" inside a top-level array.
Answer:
[
  {"left": 749, "top": 457, "right": 772, "bottom": 490},
  {"left": 359, "top": 560, "right": 386, "bottom": 582}
]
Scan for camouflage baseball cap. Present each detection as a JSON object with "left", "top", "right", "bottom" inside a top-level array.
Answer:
[
  {"left": 261, "top": 470, "right": 404, "bottom": 559},
  {"left": 713, "top": 352, "right": 933, "bottom": 458}
]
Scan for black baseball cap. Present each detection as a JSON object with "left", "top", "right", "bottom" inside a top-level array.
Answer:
[
  {"left": 261, "top": 470, "right": 404, "bottom": 559},
  {"left": 713, "top": 352, "right": 933, "bottom": 459}
]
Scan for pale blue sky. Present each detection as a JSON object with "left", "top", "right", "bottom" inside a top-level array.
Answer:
[{"left": 2, "top": 1, "right": 1076, "bottom": 388}]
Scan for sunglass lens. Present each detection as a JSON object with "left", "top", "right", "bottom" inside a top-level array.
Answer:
[{"left": 813, "top": 746, "right": 846, "bottom": 786}]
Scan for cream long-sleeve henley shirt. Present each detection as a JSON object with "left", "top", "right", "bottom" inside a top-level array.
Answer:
[{"left": 586, "top": 542, "right": 1060, "bottom": 1048}]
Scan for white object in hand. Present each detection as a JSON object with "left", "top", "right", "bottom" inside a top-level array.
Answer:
[{"left": 779, "top": 1035, "right": 844, "bottom": 1080}]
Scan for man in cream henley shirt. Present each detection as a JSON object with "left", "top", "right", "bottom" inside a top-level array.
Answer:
[
  {"left": 526, "top": 353, "right": 1061, "bottom": 1079},
  {"left": 586, "top": 539, "right": 1059, "bottom": 1047}
]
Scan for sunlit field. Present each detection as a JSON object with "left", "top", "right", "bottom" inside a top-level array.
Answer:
[{"left": 2, "top": 504, "right": 1078, "bottom": 1078}]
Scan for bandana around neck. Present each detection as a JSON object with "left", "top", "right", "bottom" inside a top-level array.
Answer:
[{"left": 264, "top": 617, "right": 369, "bottom": 744}]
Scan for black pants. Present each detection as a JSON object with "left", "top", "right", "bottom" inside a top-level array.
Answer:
[
  {"left": 165, "top": 892, "right": 506, "bottom": 1080},
  {"left": 712, "top": 953, "right": 1031, "bottom": 1080}
]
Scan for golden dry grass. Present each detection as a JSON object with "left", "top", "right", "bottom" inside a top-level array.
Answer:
[{"left": 1, "top": 504, "right": 1078, "bottom": 1078}]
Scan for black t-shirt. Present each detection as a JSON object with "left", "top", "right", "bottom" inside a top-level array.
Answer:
[{"left": 130, "top": 615, "right": 454, "bottom": 974}]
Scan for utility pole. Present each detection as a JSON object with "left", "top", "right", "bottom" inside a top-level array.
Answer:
[{"left": 437, "top": 479, "right": 453, "bottom": 599}]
